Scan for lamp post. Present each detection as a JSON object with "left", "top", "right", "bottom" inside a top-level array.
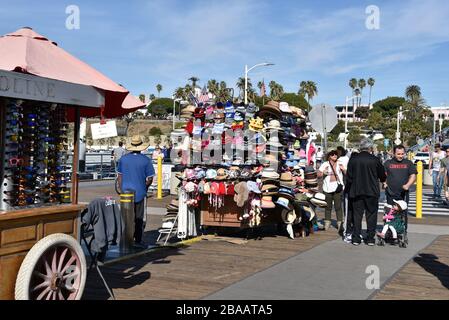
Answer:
[
  {"left": 395, "top": 106, "right": 403, "bottom": 145},
  {"left": 245, "top": 62, "right": 274, "bottom": 104},
  {"left": 344, "top": 95, "right": 359, "bottom": 149}
]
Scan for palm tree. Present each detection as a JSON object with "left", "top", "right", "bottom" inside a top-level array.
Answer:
[
  {"left": 349, "top": 78, "right": 358, "bottom": 107},
  {"left": 257, "top": 81, "right": 264, "bottom": 96},
  {"left": 358, "top": 78, "right": 366, "bottom": 108},
  {"left": 207, "top": 79, "right": 219, "bottom": 97},
  {"left": 367, "top": 78, "right": 375, "bottom": 108},
  {"left": 174, "top": 87, "right": 185, "bottom": 100},
  {"left": 405, "top": 85, "right": 421, "bottom": 103},
  {"left": 299, "top": 81, "right": 318, "bottom": 112},
  {"left": 247, "top": 87, "right": 257, "bottom": 102},
  {"left": 188, "top": 77, "right": 200, "bottom": 91},
  {"left": 138, "top": 94, "right": 145, "bottom": 103},
  {"left": 156, "top": 84, "right": 162, "bottom": 98},
  {"left": 149, "top": 94, "right": 156, "bottom": 101},
  {"left": 269, "top": 81, "right": 284, "bottom": 101},
  {"left": 236, "top": 77, "right": 252, "bottom": 99}
]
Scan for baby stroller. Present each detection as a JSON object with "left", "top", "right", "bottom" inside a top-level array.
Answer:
[{"left": 377, "top": 201, "right": 408, "bottom": 248}]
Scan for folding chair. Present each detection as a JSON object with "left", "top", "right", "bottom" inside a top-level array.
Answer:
[
  {"left": 81, "top": 219, "right": 116, "bottom": 300},
  {"left": 156, "top": 213, "right": 178, "bottom": 246}
]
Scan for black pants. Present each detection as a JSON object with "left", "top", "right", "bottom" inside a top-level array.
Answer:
[
  {"left": 134, "top": 199, "right": 146, "bottom": 243},
  {"left": 352, "top": 196, "right": 379, "bottom": 243},
  {"left": 344, "top": 193, "right": 354, "bottom": 236}
]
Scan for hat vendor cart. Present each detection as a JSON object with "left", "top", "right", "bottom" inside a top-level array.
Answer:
[
  {"left": 0, "top": 27, "right": 142, "bottom": 300},
  {"left": 0, "top": 70, "right": 105, "bottom": 300}
]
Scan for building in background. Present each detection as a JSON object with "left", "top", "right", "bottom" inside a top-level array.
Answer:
[
  {"left": 431, "top": 104, "right": 449, "bottom": 121},
  {"left": 335, "top": 103, "right": 371, "bottom": 122}
]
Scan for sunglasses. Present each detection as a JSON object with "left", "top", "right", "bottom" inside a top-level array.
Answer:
[{"left": 8, "top": 157, "right": 23, "bottom": 166}]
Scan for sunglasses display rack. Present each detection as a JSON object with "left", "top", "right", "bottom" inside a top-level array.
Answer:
[{"left": 0, "top": 99, "right": 71, "bottom": 211}]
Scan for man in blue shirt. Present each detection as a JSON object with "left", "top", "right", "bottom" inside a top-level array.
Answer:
[{"left": 117, "top": 135, "right": 155, "bottom": 247}]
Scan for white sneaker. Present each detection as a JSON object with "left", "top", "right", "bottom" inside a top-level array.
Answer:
[{"left": 343, "top": 234, "right": 352, "bottom": 244}]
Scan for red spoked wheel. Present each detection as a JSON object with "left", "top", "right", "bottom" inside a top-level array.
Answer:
[{"left": 15, "top": 233, "right": 87, "bottom": 300}]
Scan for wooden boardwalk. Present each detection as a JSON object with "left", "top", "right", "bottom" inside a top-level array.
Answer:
[
  {"left": 82, "top": 227, "right": 339, "bottom": 300},
  {"left": 373, "top": 235, "right": 449, "bottom": 300}
]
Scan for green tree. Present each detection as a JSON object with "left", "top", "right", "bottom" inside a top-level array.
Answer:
[
  {"left": 236, "top": 77, "right": 252, "bottom": 99},
  {"left": 405, "top": 85, "right": 421, "bottom": 103},
  {"left": 156, "top": 84, "right": 163, "bottom": 98},
  {"left": 148, "top": 98, "right": 174, "bottom": 115},
  {"left": 349, "top": 78, "right": 358, "bottom": 107},
  {"left": 355, "top": 107, "right": 369, "bottom": 120},
  {"left": 149, "top": 127, "right": 163, "bottom": 136},
  {"left": 329, "top": 120, "right": 345, "bottom": 141},
  {"left": 207, "top": 79, "right": 219, "bottom": 97},
  {"left": 149, "top": 94, "right": 156, "bottom": 101},
  {"left": 269, "top": 81, "right": 284, "bottom": 101},
  {"left": 366, "top": 111, "right": 384, "bottom": 130},
  {"left": 372, "top": 96, "right": 406, "bottom": 117},
  {"left": 367, "top": 77, "right": 375, "bottom": 107},
  {"left": 173, "top": 87, "right": 185, "bottom": 100},
  {"left": 298, "top": 80, "right": 318, "bottom": 113},
  {"left": 348, "top": 127, "right": 363, "bottom": 143},
  {"left": 138, "top": 94, "right": 145, "bottom": 103},
  {"left": 358, "top": 79, "right": 366, "bottom": 107},
  {"left": 188, "top": 77, "right": 200, "bottom": 91},
  {"left": 279, "top": 93, "right": 310, "bottom": 110}
]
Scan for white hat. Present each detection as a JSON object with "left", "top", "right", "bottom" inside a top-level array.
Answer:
[
  {"left": 310, "top": 193, "right": 327, "bottom": 207},
  {"left": 281, "top": 207, "right": 297, "bottom": 224},
  {"left": 279, "top": 102, "right": 292, "bottom": 113},
  {"left": 393, "top": 200, "right": 408, "bottom": 211}
]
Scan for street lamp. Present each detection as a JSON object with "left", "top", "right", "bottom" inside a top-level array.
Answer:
[
  {"left": 344, "top": 95, "right": 360, "bottom": 149},
  {"left": 244, "top": 62, "right": 274, "bottom": 104},
  {"left": 395, "top": 106, "right": 403, "bottom": 145}
]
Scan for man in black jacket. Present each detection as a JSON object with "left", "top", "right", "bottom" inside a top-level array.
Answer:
[{"left": 347, "top": 139, "right": 386, "bottom": 246}]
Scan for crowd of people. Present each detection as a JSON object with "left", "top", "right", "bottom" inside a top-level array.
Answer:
[{"left": 317, "top": 139, "right": 417, "bottom": 246}]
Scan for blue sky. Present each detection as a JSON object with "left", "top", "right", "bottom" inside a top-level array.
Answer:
[{"left": 1, "top": 0, "right": 449, "bottom": 107}]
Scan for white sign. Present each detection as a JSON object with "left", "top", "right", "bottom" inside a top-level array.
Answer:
[
  {"left": 0, "top": 70, "right": 104, "bottom": 108},
  {"left": 395, "top": 138, "right": 402, "bottom": 145},
  {"left": 91, "top": 120, "right": 118, "bottom": 140}
]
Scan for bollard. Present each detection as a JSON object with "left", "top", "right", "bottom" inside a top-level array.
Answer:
[
  {"left": 416, "top": 161, "right": 423, "bottom": 219},
  {"left": 157, "top": 155, "right": 163, "bottom": 199},
  {"left": 120, "top": 190, "right": 135, "bottom": 250}
]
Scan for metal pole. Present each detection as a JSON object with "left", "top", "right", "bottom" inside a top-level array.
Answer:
[
  {"left": 244, "top": 65, "right": 248, "bottom": 105},
  {"left": 120, "top": 191, "right": 135, "bottom": 250},
  {"left": 172, "top": 99, "right": 176, "bottom": 130},
  {"left": 157, "top": 155, "right": 163, "bottom": 199},
  {"left": 344, "top": 97, "right": 348, "bottom": 149},
  {"left": 71, "top": 108, "right": 80, "bottom": 204},
  {"left": 416, "top": 161, "right": 423, "bottom": 219}
]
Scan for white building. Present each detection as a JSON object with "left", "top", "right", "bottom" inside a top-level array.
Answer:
[
  {"left": 430, "top": 104, "right": 449, "bottom": 121},
  {"left": 335, "top": 103, "right": 371, "bottom": 122}
]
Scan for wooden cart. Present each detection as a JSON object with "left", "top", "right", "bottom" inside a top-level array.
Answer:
[{"left": 0, "top": 205, "right": 86, "bottom": 300}]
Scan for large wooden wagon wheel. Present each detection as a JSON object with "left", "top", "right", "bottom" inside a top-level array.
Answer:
[{"left": 15, "top": 233, "right": 87, "bottom": 300}]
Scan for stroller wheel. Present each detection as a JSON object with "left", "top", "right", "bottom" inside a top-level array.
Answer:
[{"left": 377, "top": 238, "right": 385, "bottom": 246}]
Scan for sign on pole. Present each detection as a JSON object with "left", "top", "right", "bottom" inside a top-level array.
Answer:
[
  {"left": 91, "top": 120, "right": 118, "bottom": 140},
  {"left": 309, "top": 103, "right": 338, "bottom": 134},
  {"left": 309, "top": 104, "right": 338, "bottom": 153}
]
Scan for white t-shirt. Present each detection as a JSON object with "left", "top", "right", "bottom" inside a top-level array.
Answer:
[
  {"left": 432, "top": 151, "right": 445, "bottom": 171},
  {"left": 319, "top": 161, "right": 345, "bottom": 193},
  {"left": 316, "top": 151, "right": 324, "bottom": 160}
]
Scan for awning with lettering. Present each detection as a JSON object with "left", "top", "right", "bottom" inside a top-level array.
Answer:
[{"left": 0, "top": 27, "right": 144, "bottom": 118}]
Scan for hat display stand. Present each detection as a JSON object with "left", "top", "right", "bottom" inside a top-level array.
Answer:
[{"left": 167, "top": 96, "right": 323, "bottom": 239}]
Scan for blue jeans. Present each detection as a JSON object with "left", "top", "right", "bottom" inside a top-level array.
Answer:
[{"left": 432, "top": 171, "right": 444, "bottom": 197}]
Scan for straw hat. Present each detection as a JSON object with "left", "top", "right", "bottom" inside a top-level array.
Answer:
[
  {"left": 281, "top": 206, "right": 297, "bottom": 224},
  {"left": 261, "top": 196, "right": 276, "bottom": 209},
  {"left": 259, "top": 100, "right": 282, "bottom": 119},
  {"left": 279, "top": 172, "right": 295, "bottom": 187},
  {"left": 126, "top": 135, "right": 149, "bottom": 152}
]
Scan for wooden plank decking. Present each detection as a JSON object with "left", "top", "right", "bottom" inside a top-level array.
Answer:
[
  {"left": 373, "top": 235, "right": 449, "bottom": 300},
  {"left": 82, "top": 226, "right": 339, "bottom": 300}
]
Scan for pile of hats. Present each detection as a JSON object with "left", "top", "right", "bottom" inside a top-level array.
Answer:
[{"left": 304, "top": 167, "right": 318, "bottom": 190}]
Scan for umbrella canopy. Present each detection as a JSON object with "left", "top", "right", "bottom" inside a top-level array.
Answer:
[{"left": 0, "top": 27, "right": 144, "bottom": 118}]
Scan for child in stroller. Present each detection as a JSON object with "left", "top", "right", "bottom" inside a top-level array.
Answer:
[{"left": 376, "top": 200, "right": 408, "bottom": 248}]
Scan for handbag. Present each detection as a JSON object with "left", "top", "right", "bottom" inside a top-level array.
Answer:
[{"left": 329, "top": 162, "right": 344, "bottom": 193}]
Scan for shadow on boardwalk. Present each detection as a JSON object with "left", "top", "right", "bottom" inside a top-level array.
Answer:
[{"left": 413, "top": 253, "right": 449, "bottom": 290}]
